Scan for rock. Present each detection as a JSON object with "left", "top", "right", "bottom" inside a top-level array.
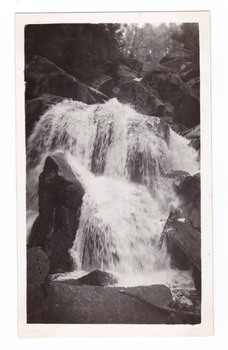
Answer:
[
  {"left": 29, "top": 153, "right": 85, "bottom": 273},
  {"left": 27, "top": 282, "right": 198, "bottom": 324},
  {"left": 120, "top": 58, "right": 143, "bottom": 72},
  {"left": 90, "top": 75, "right": 114, "bottom": 97},
  {"left": 142, "top": 65, "right": 183, "bottom": 105},
  {"left": 189, "top": 138, "right": 200, "bottom": 151},
  {"left": 159, "top": 49, "right": 199, "bottom": 85},
  {"left": 182, "top": 124, "right": 200, "bottom": 139},
  {"left": 175, "top": 173, "right": 201, "bottom": 229},
  {"left": 123, "top": 285, "right": 173, "bottom": 308},
  {"left": 115, "top": 64, "right": 140, "bottom": 85},
  {"left": 27, "top": 247, "right": 50, "bottom": 283},
  {"left": 118, "top": 81, "right": 165, "bottom": 116},
  {"left": 159, "top": 49, "right": 195, "bottom": 76},
  {"left": 175, "top": 92, "right": 200, "bottom": 128},
  {"left": 25, "top": 55, "right": 108, "bottom": 104},
  {"left": 142, "top": 65, "right": 200, "bottom": 128},
  {"left": 159, "top": 172, "right": 201, "bottom": 292},
  {"left": 186, "top": 77, "right": 200, "bottom": 99},
  {"left": 166, "top": 170, "right": 190, "bottom": 187},
  {"left": 159, "top": 209, "right": 201, "bottom": 290},
  {"left": 25, "top": 93, "right": 64, "bottom": 138},
  {"left": 58, "top": 270, "right": 118, "bottom": 287}
]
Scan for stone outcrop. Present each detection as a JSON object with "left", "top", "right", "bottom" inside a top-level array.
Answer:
[
  {"left": 175, "top": 173, "right": 201, "bottom": 230},
  {"left": 118, "top": 81, "right": 166, "bottom": 117},
  {"left": 56, "top": 270, "right": 118, "bottom": 287},
  {"left": 90, "top": 75, "right": 114, "bottom": 97},
  {"left": 120, "top": 58, "right": 143, "bottom": 73},
  {"left": 159, "top": 209, "right": 201, "bottom": 291},
  {"left": 142, "top": 65, "right": 200, "bottom": 128},
  {"left": 27, "top": 282, "right": 199, "bottom": 324},
  {"left": 25, "top": 55, "right": 108, "bottom": 103},
  {"left": 28, "top": 153, "right": 85, "bottom": 273},
  {"left": 159, "top": 173, "right": 201, "bottom": 291},
  {"left": 25, "top": 55, "right": 108, "bottom": 138},
  {"left": 27, "top": 247, "right": 50, "bottom": 284}
]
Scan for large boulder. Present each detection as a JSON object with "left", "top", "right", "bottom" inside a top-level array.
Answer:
[
  {"left": 175, "top": 173, "right": 201, "bottom": 230},
  {"left": 25, "top": 55, "right": 109, "bottom": 139},
  {"left": 28, "top": 153, "right": 85, "bottom": 273},
  {"left": 159, "top": 209, "right": 201, "bottom": 291},
  {"left": 90, "top": 75, "right": 114, "bottom": 97},
  {"left": 118, "top": 81, "right": 166, "bottom": 116},
  {"left": 116, "top": 64, "right": 141, "bottom": 85},
  {"left": 185, "top": 77, "right": 200, "bottom": 99},
  {"left": 142, "top": 65, "right": 200, "bottom": 128},
  {"left": 56, "top": 270, "right": 118, "bottom": 287},
  {"left": 27, "top": 282, "right": 199, "bottom": 324},
  {"left": 27, "top": 247, "right": 50, "bottom": 284},
  {"left": 159, "top": 48, "right": 199, "bottom": 83},
  {"left": 25, "top": 55, "right": 108, "bottom": 103},
  {"left": 120, "top": 57, "right": 143, "bottom": 73}
]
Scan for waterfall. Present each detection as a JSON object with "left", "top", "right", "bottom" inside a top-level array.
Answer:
[{"left": 26, "top": 98, "right": 199, "bottom": 287}]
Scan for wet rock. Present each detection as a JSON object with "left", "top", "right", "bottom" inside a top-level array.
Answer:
[
  {"left": 183, "top": 125, "right": 201, "bottom": 151},
  {"left": 159, "top": 210, "right": 201, "bottom": 281},
  {"left": 59, "top": 270, "right": 118, "bottom": 287},
  {"left": 142, "top": 65, "right": 200, "bottom": 128},
  {"left": 159, "top": 48, "right": 199, "bottom": 80},
  {"left": 25, "top": 55, "right": 108, "bottom": 103},
  {"left": 186, "top": 77, "right": 200, "bottom": 99},
  {"left": 27, "top": 247, "right": 50, "bottom": 283},
  {"left": 182, "top": 124, "right": 200, "bottom": 139},
  {"left": 175, "top": 173, "right": 201, "bottom": 230},
  {"left": 90, "top": 75, "right": 114, "bottom": 97},
  {"left": 189, "top": 138, "right": 200, "bottom": 151},
  {"left": 27, "top": 282, "right": 198, "bottom": 324},
  {"left": 116, "top": 64, "right": 141, "bottom": 85},
  {"left": 29, "top": 153, "right": 85, "bottom": 273},
  {"left": 118, "top": 81, "right": 166, "bottom": 116},
  {"left": 120, "top": 58, "right": 143, "bottom": 72}
]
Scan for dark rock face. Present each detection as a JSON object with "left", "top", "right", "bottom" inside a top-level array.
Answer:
[
  {"left": 25, "top": 55, "right": 108, "bottom": 103},
  {"left": 27, "top": 247, "right": 50, "bottom": 283},
  {"left": 25, "top": 55, "right": 108, "bottom": 139},
  {"left": 175, "top": 173, "right": 201, "bottom": 230},
  {"left": 27, "top": 282, "right": 199, "bottom": 324},
  {"left": 90, "top": 75, "right": 114, "bottom": 97},
  {"left": 76, "top": 270, "right": 117, "bottom": 286},
  {"left": 28, "top": 153, "right": 85, "bottom": 273},
  {"left": 159, "top": 48, "right": 198, "bottom": 78},
  {"left": 120, "top": 58, "right": 143, "bottom": 73},
  {"left": 142, "top": 65, "right": 200, "bottom": 128},
  {"left": 115, "top": 64, "right": 140, "bottom": 85},
  {"left": 58, "top": 270, "right": 118, "bottom": 287},
  {"left": 159, "top": 209, "right": 201, "bottom": 291},
  {"left": 118, "top": 81, "right": 166, "bottom": 117},
  {"left": 159, "top": 174, "right": 201, "bottom": 291}
]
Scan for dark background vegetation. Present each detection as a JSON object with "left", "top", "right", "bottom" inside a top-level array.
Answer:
[{"left": 25, "top": 22, "right": 199, "bottom": 84}]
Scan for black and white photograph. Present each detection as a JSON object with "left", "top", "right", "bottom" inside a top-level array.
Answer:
[{"left": 15, "top": 11, "right": 212, "bottom": 337}]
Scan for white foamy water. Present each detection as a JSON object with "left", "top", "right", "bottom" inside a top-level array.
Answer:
[{"left": 26, "top": 98, "right": 199, "bottom": 287}]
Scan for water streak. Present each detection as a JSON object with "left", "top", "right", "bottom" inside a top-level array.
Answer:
[{"left": 26, "top": 98, "right": 199, "bottom": 286}]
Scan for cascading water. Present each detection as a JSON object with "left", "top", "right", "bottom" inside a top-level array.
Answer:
[{"left": 26, "top": 98, "right": 199, "bottom": 289}]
